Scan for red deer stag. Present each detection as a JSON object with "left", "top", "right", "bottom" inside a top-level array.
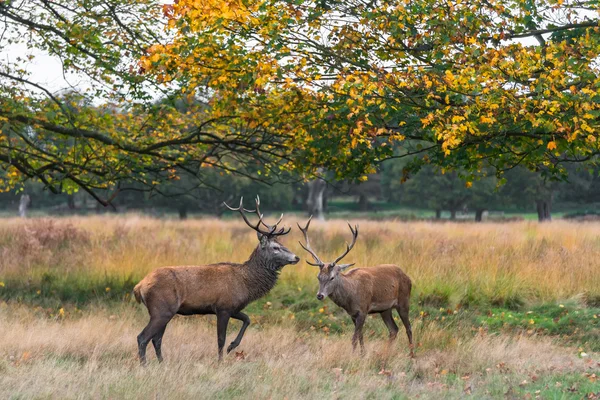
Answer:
[
  {"left": 298, "top": 217, "right": 413, "bottom": 356},
  {"left": 133, "top": 197, "right": 299, "bottom": 364}
]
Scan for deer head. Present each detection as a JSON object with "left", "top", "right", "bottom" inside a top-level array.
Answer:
[
  {"left": 297, "top": 216, "right": 359, "bottom": 300},
  {"left": 224, "top": 196, "right": 299, "bottom": 269}
]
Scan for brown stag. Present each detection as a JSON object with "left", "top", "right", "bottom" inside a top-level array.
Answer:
[
  {"left": 133, "top": 197, "right": 299, "bottom": 364},
  {"left": 298, "top": 217, "right": 413, "bottom": 356}
]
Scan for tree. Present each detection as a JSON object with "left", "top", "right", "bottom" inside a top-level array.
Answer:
[
  {"left": 149, "top": 170, "right": 297, "bottom": 218},
  {"left": 469, "top": 176, "right": 501, "bottom": 222},
  {"left": 500, "top": 168, "right": 556, "bottom": 222},
  {"left": 0, "top": 1, "right": 304, "bottom": 205},
  {"left": 3, "top": 0, "right": 600, "bottom": 205},
  {"left": 382, "top": 157, "right": 499, "bottom": 220},
  {"left": 147, "top": 0, "right": 600, "bottom": 183}
]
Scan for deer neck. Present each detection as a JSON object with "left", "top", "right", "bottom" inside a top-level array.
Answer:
[
  {"left": 329, "top": 275, "right": 355, "bottom": 311},
  {"left": 243, "top": 247, "right": 281, "bottom": 301}
]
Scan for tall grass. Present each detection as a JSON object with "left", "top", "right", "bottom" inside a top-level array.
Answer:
[
  {"left": 1, "top": 217, "right": 600, "bottom": 398},
  {"left": 1, "top": 216, "right": 600, "bottom": 307},
  {"left": 0, "top": 304, "right": 595, "bottom": 399}
]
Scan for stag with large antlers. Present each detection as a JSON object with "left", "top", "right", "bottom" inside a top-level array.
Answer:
[
  {"left": 133, "top": 197, "right": 299, "bottom": 364},
  {"left": 298, "top": 217, "right": 413, "bottom": 356}
]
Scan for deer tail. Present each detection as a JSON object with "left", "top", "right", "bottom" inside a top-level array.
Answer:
[{"left": 133, "top": 283, "right": 144, "bottom": 305}]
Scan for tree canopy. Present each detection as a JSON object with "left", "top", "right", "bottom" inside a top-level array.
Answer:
[
  {"left": 0, "top": 0, "right": 298, "bottom": 205},
  {"left": 1, "top": 0, "right": 600, "bottom": 204},
  {"left": 147, "top": 0, "right": 600, "bottom": 180}
]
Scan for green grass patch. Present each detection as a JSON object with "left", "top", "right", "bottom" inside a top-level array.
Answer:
[
  {"left": 0, "top": 272, "right": 138, "bottom": 308},
  {"left": 478, "top": 301, "right": 600, "bottom": 351}
]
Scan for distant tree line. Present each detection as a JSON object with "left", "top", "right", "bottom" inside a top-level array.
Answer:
[
  {"left": 2, "top": 161, "right": 600, "bottom": 222},
  {"left": 381, "top": 161, "right": 600, "bottom": 222}
]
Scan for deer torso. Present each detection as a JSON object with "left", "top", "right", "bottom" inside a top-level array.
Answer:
[{"left": 329, "top": 265, "right": 408, "bottom": 315}]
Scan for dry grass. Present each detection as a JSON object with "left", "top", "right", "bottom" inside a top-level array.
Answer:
[
  {"left": 1, "top": 215, "right": 600, "bottom": 304},
  {"left": 0, "top": 304, "right": 597, "bottom": 399},
  {"left": 2, "top": 216, "right": 600, "bottom": 398}
]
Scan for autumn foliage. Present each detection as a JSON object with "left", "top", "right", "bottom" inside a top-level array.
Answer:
[
  {"left": 144, "top": 0, "right": 600, "bottom": 181},
  {"left": 1, "top": 0, "right": 600, "bottom": 200}
]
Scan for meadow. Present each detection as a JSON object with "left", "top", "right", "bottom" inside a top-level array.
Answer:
[{"left": 0, "top": 216, "right": 599, "bottom": 398}]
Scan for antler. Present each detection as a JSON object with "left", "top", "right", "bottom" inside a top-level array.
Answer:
[
  {"left": 223, "top": 196, "right": 290, "bottom": 237},
  {"left": 254, "top": 196, "right": 291, "bottom": 236},
  {"left": 297, "top": 216, "right": 324, "bottom": 267},
  {"left": 331, "top": 222, "right": 359, "bottom": 266}
]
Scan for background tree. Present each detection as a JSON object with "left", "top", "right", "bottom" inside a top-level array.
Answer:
[
  {"left": 500, "top": 168, "right": 556, "bottom": 222},
  {"left": 147, "top": 0, "right": 600, "bottom": 184},
  {"left": 0, "top": 0, "right": 305, "bottom": 205},
  {"left": 382, "top": 156, "right": 499, "bottom": 220},
  {"left": 3, "top": 0, "right": 600, "bottom": 208}
]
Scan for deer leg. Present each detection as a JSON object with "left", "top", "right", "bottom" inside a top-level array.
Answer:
[
  {"left": 351, "top": 315, "right": 357, "bottom": 350},
  {"left": 396, "top": 305, "right": 414, "bottom": 358},
  {"left": 138, "top": 316, "right": 170, "bottom": 365},
  {"left": 351, "top": 313, "right": 366, "bottom": 355},
  {"left": 381, "top": 310, "right": 399, "bottom": 341},
  {"left": 216, "top": 311, "right": 230, "bottom": 361},
  {"left": 151, "top": 323, "right": 169, "bottom": 363},
  {"left": 227, "top": 311, "right": 250, "bottom": 354}
]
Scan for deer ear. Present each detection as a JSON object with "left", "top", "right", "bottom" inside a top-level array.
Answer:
[
  {"left": 258, "top": 232, "right": 268, "bottom": 247},
  {"left": 336, "top": 263, "right": 354, "bottom": 272}
]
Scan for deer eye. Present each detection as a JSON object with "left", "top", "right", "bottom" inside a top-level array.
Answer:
[{"left": 330, "top": 276, "right": 335, "bottom": 281}]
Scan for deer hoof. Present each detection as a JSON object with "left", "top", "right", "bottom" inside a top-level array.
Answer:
[{"left": 227, "top": 342, "right": 238, "bottom": 354}]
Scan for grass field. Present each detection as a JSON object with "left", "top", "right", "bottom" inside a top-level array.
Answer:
[{"left": 0, "top": 216, "right": 599, "bottom": 398}]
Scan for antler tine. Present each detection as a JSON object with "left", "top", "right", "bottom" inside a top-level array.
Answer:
[
  {"left": 273, "top": 225, "right": 291, "bottom": 236},
  {"left": 255, "top": 194, "right": 289, "bottom": 237},
  {"left": 260, "top": 212, "right": 283, "bottom": 228},
  {"left": 297, "top": 216, "right": 324, "bottom": 267},
  {"left": 224, "top": 198, "right": 256, "bottom": 214},
  {"left": 224, "top": 196, "right": 291, "bottom": 237},
  {"left": 253, "top": 195, "right": 262, "bottom": 214},
  {"left": 223, "top": 196, "right": 274, "bottom": 236},
  {"left": 273, "top": 213, "right": 284, "bottom": 227},
  {"left": 331, "top": 221, "right": 359, "bottom": 266},
  {"left": 222, "top": 196, "right": 241, "bottom": 211}
]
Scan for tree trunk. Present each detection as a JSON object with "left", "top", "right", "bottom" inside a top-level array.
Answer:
[
  {"left": 67, "top": 194, "right": 76, "bottom": 210},
  {"left": 306, "top": 178, "right": 327, "bottom": 220},
  {"left": 358, "top": 193, "right": 369, "bottom": 211},
  {"left": 18, "top": 194, "right": 30, "bottom": 218},
  {"left": 450, "top": 209, "right": 457, "bottom": 220},
  {"left": 178, "top": 205, "right": 188, "bottom": 220},
  {"left": 475, "top": 209, "right": 486, "bottom": 222},
  {"left": 545, "top": 196, "right": 552, "bottom": 221},
  {"left": 536, "top": 200, "right": 552, "bottom": 222},
  {"left": 435, "top": 209, "right": 442, "bottom": 219}
]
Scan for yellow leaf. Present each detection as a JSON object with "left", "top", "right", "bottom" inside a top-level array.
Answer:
[{"left": 547, "top": 141, "right": 557, "bottom": 150}]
